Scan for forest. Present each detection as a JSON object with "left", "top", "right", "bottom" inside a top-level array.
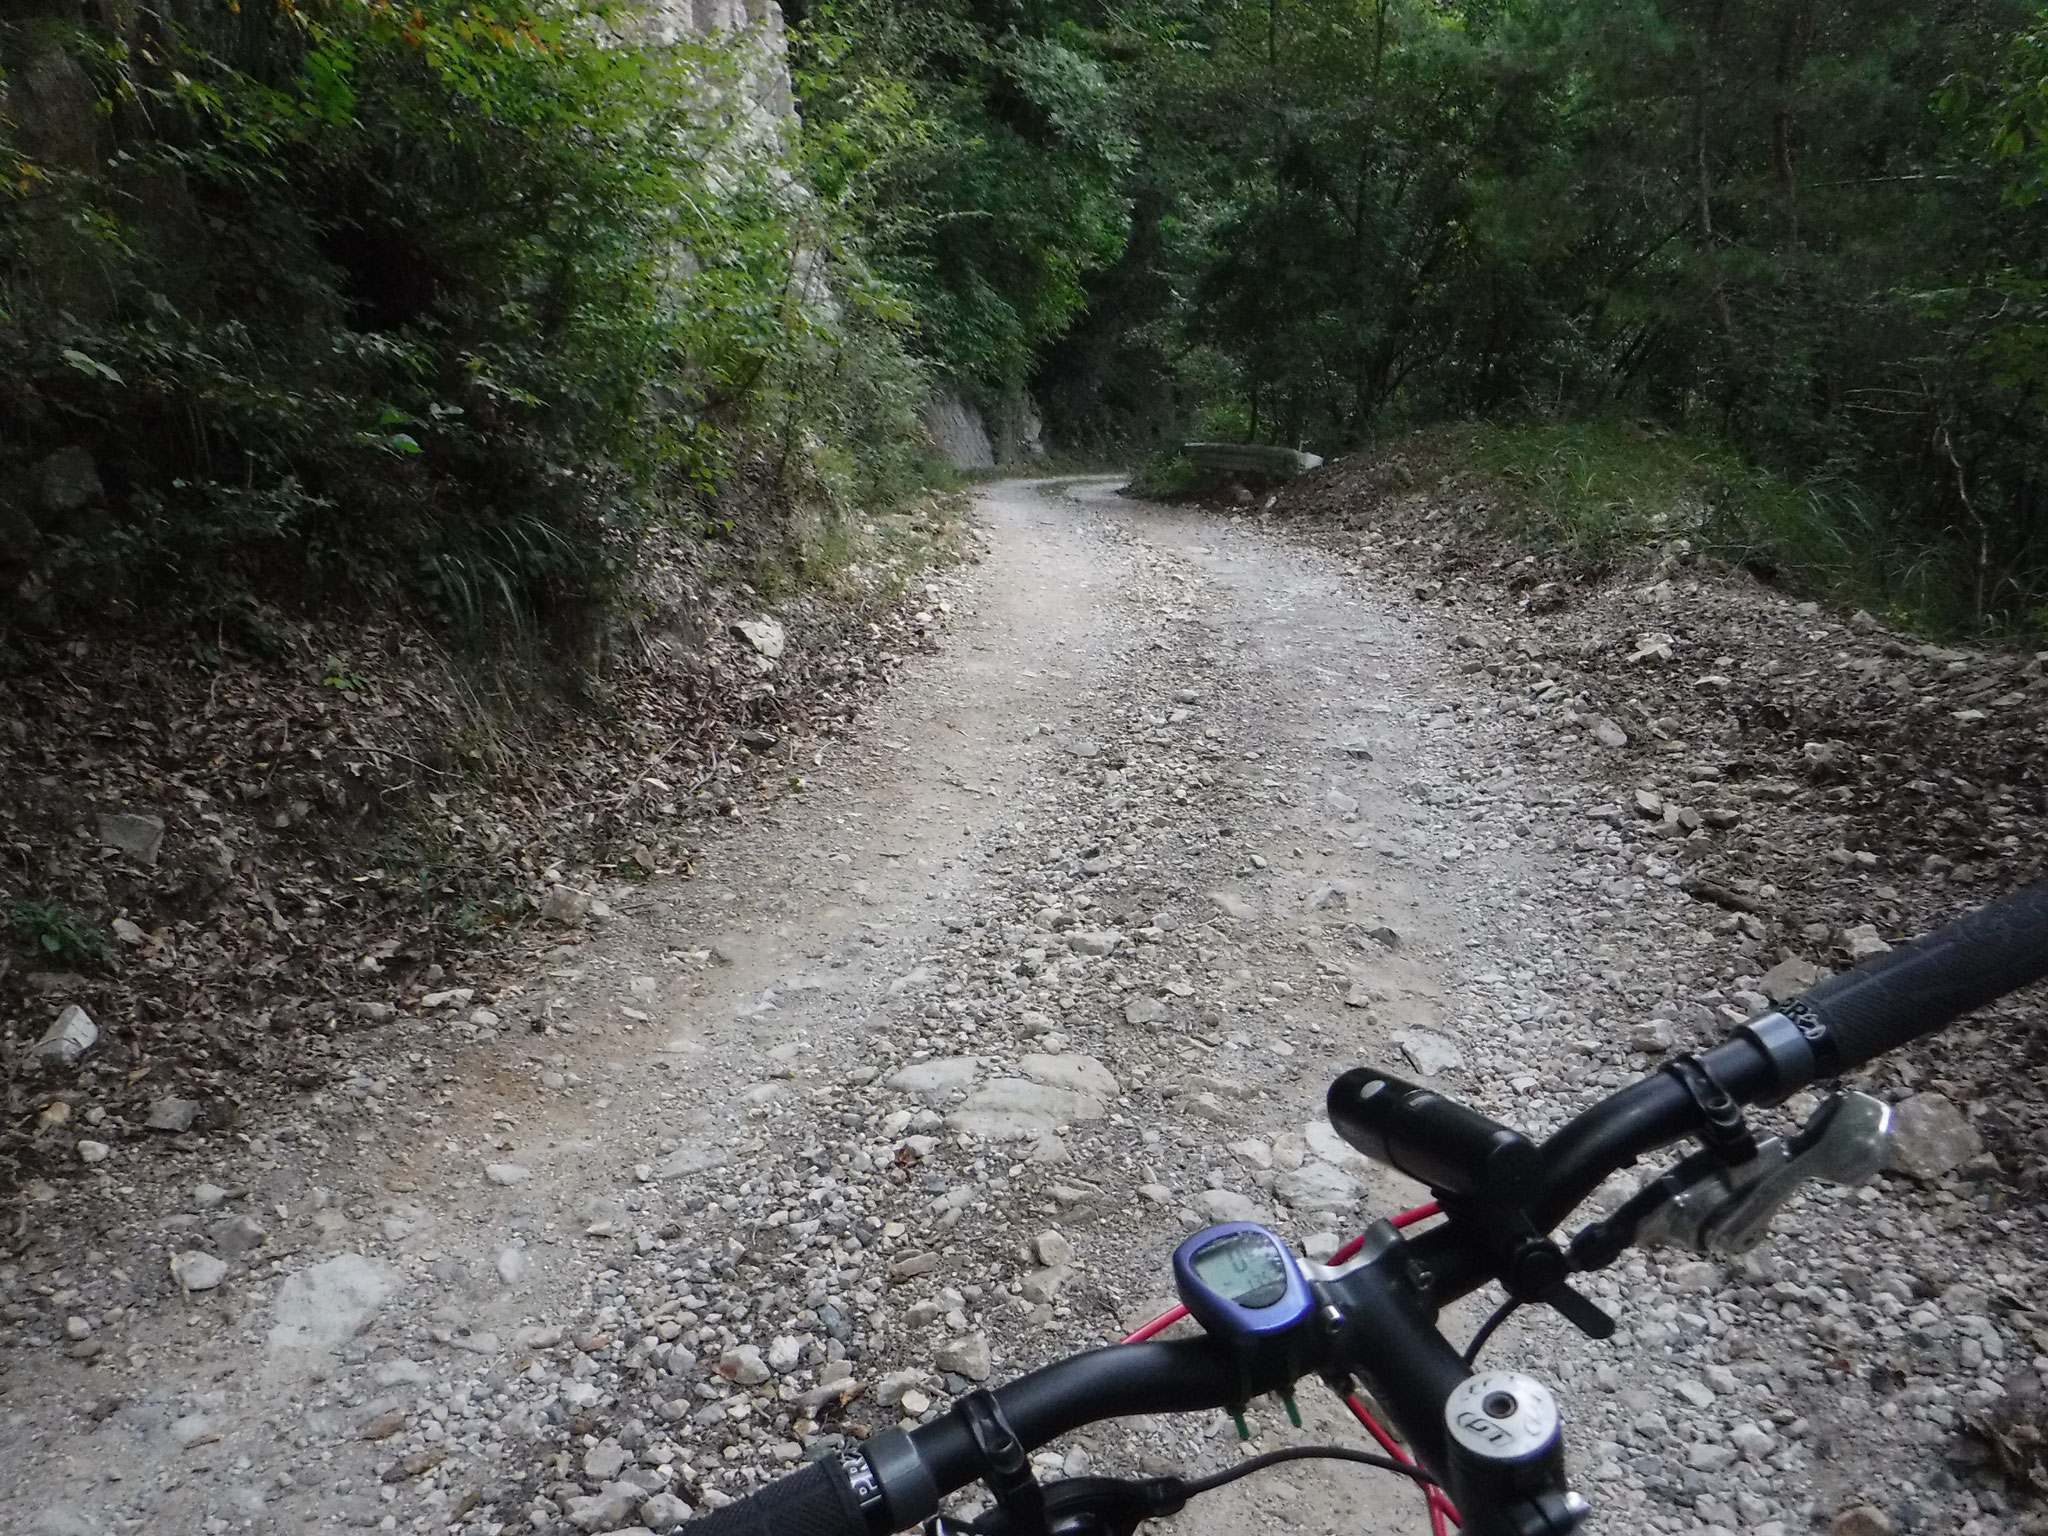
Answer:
[
  {"left": 808, "top": 0, "right": 2048, "bottom": 633},
  {"left": 5, "top": 0, "right": 2048, "bottom": 637}
]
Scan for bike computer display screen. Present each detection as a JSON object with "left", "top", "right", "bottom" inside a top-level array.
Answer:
[
  {"left": 1190, "top": 1229, "right": 1290, "bottom": 1309},
  {"left": 1172, "top": 1222, "right": 1315, "bottom": 1357}
]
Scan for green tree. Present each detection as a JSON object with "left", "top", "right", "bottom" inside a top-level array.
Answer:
[{"left": 792, "top": 1, "right": 1138, "bottom": 406}]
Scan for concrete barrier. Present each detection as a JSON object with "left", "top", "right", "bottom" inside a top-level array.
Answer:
[{"left": 1182, "top": 442, "right": 1324, "bottom": 481}]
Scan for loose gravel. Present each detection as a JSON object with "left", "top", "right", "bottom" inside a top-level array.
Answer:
[{"left": 2, "top": 479, "right": 2039, "bottom": 1536}]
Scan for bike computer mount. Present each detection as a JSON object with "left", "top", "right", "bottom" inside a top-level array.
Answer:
[{"left": 1171, "top": 1222, "right": 1316, "bottom": 1432}]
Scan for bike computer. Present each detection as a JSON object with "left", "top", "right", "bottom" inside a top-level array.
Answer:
[{"left": 1171, "top": 1222, "right": 1314, "bottom": 1347}]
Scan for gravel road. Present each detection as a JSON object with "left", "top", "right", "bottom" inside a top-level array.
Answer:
[{"left": 5, "top": 479, "right": 2034, "bottom": 1536}]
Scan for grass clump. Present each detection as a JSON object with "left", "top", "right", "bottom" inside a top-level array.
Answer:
[
  {"left": 1426, "top": 418, "right": 1996, "bottom": 638},
  {"left": 8, "top": 898, "right": 110, "bottom": 970},
  {"left": 1126, "top": 450, "right": 1205, "bottom": 500}
]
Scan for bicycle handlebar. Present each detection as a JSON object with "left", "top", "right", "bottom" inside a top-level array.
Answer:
[
  {"left": 679, "top": 1457, "right": 867, "bottom": 1536},
  {"left": 683, "top": 874, "right": 2048, "bottom": 1536},
  {"left": 1795, "top": 873, "right": 2048, "bottom": 1074}
]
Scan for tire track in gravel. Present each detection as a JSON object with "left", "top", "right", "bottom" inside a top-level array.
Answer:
[{"left": 9, "top": 479, "right": 2006, "bottom": 1536}]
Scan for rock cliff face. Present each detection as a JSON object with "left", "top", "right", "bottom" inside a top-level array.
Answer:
[
  {"left": 659, "top": 1, "right": 1039, "bottom": 469},
  {"left": 656, "top": 0, "right": 794, "bottom": 119},
  {"left": 919, "top": 390, "right": 998, "bottom": 471}
]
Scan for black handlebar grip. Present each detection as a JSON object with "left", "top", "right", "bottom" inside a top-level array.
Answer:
[
  {"left": 677, "top": 1458, "right": 871, "bottom": 1536},
  {"left": 1795, "top": 873, "right": 2048, "bottom": 1075}
]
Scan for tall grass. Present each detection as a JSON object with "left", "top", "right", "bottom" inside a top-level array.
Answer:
[{"left": 1434, "top": 419, "right": 2002, "bottom": 638}]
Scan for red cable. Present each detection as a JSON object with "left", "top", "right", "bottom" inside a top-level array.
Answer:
[
  {"left": 1114, "top": 1203, "right": 1456, "bottom": 1531},
  {"left": 1120, "top": 1303, "right": 1188, "bottom": 1343},
  {"left": 1345, "top": 1391, "right": 1461, "bottom": 1530},
  {"left": 1331, "top": 1199, "right": 1441, "bottom": 1264},
  {"left": 1120, "top": 1202, "right": 1443, "bottom": 1343}
]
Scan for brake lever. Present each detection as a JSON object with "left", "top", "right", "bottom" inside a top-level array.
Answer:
[{"left": 1636, "top": 1091, "right": 1893, "bottom": 1257}]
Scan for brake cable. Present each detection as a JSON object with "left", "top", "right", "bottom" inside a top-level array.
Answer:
[
  {"left": 1178, "top": 1442, "right": 1439, "bottom": 1495},
  {"left": 1460, "top": 1298, "right": 1520, "bottom": 1366}
]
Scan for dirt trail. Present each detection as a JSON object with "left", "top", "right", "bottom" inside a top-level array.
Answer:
[{"left": 3, "top": 481, "right": 2024, "bottom": 1536}]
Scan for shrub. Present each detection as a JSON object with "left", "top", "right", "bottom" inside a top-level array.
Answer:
[{"left": 0, "top": 0, "right": 927, "bottom": 642}]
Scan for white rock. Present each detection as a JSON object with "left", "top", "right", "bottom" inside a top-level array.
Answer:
[
  {"left": 1228, "top": 1139, "right": 1273, "bottom": 1171},
  {"left": 540, "top": 886, "right": 591, "bottom": 927},
  {"left": 485, "top": 1162, "right": 532, "bottom": 1186},
  {"left": 873, "top": 1369, "right": 924, "bottom": 1407},
  {"left": 1064, "top": 928, "right": 1122, "bottom": 956},
  {"left": 146, "top": 1097, "right": 199, "bottom": 1132},
  {"left": 269, "top": 1255, "right": 400, "bottom": 1353},
  {"left": 1668, "top": 1260, "right": 1719, "bottom": 1293},
  {"left": 935, "top": 1332, "right": 992, "bottom": 1381},
  {"left": 734, "top": 617, "right": 787, "bottom": 659},
  {"left": 1302, "top": 1120, "right": 1371, "bottom": 1175},
  {"left": 1197, "top": 1189, "right": 1264, "bottom": 1223},
  {"left": 76, "top": 1140, "right": 109, "bottom": 1164},
  {"left": 1687, "top": 1443, "right": 1738, "bottom": 1472},
  {"left": 1020, "top": 1265, "right": 1071, "bottom": 1304},
  {"left": 29, "top": 1507, "right": 98, "bottom": 1536},
  {"left": 886, "top": 1057, "right": 980, "bottom": 1105},
  {"left": 1124, "top": 996, "right": 1168, "bottom": 1026},
  {"left": 766, "top": 1335, "right": 802, "bottom": 1373},
  {"left": 1033, "top": 1230, "right": 1075, "bottom": 1267},
  {"left": 1730, "top": 1421, "right": 1776, "bottom": 1459},
  {"left": 565, "top": 1483, "right": 643, "bottom": 1532},
  {"left": 1886, "top": 1092, "right": 1982, "bottom": 1180},
  {"left": 97, "top": 811, "right": 165, "bottom": 866},
  {"left": 1018, "top": 1053, "right": 1119, "bottom": 1098},
  {"left": 640, "top": 1492, "right": 694, "bottom": 1533},
  {"left": 33, "top": 1006, "right": 97, "bottom": 1072},
  {"left": 947, "top": 1080, "right": 1105, "bottom": 1141},
  {"left": 1273, "top": 1161, "right": 1363, "bottom": 1212},
  {"left": 1207, "top": 891, "right": 1259, "bottom": 920},
  {"left": 654, "top": 1142, "right": 727, "bottom": 1179},
  {"left": 717, "top": 1345, "right": 769, "bottom": 1386},
  {"left": 171, "top": 1251, "right": 227, "bottom": 1291},
  {"left": 1760, "top": 955, "right": 1824, "bottom": 1002},
  {"left": 1393, "top": 1029, "right": 1465, "bottom": 1076}
]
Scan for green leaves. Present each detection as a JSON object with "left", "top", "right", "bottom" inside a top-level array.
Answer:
[
  {"left": 8, "top": 899, "right": 111, "bottom": 969},
  {"left": 793, "top": 1, "right": 1139, "bottom": 397},
  {"left": 60, "top": 347, "right": 123, "bottom": 384},
  {"left": 3, "top": 0, "right": 933, "bottom": 640},
  {"left": 1986, "top": 13, "right": 2048, "bottom": 207}
]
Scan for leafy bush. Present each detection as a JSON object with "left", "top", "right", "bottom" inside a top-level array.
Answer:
[
  {"left": 1126, "top": 450, "right": 1204, "bottom": 500},
  {"left": 8, "top": 897, "right": 109, "bottom": 968},
  {"left": 0, "top": 0, "right": 928, "bottom": 642}
]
